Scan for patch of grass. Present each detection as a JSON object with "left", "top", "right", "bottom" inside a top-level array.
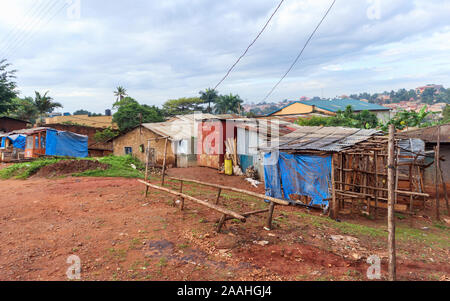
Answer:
[
  {"left": 107, "top": 248, "right": 128, "bottom": 262},
  {"left": 129, "top": 238, "right": 142, "bottom": 250},
  {"left": 157, "top": 257, "right": 168, "bottom": 268},
  {"left": 75, "top": 155, "right": 145, "bottom": 178},
  {"left": 0, "top": 155, "right": 145, "bottom": 180},
  {"left": 0, "top": 158, "right": 63, "bottom": 179}
]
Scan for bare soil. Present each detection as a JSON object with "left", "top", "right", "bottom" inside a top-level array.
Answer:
[
  {"left": 34, "top": 160, "right": 109, "bottom": 178},
  {"left": 0, "top": 167, "right": 448, "bottom": 281}
]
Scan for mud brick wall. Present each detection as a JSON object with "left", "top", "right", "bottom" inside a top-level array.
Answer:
[{"left": 113, "top": 126, "right": 175, "bottom": 167}]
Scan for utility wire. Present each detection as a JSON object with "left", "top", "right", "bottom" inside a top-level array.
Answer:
[
  {"left": 0, "top": 0, "right": 43, "bottom": 54},
  {"left": 261, "top": 0, "right": 337, "bottom": 102},
  {"left": 213, "top": 0, "right": 285, "bottom": 91},
  {"left": 0, "top": 0, "right": 63, "bottom": 59},
  {"left": 0, "top": 0, "right": 56, "bottom": 58},
  {"left": 12, "top": 1, "right": 68, "bottom": 55}
]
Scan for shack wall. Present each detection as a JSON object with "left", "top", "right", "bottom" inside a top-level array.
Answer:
[{"left": 113, "top": 127, "right": 176, "bottom": 167}]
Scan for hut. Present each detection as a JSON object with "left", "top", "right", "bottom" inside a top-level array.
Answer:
[
  {"left": 260, "top": 126, "right": 428, "bottom": 218},
  {"left": 0, "top": 127, "right": 88, "bottom": 161},
  {"left": 113, "top": 114, "right": 216, "bottom": 167},
  {"left": 236, "top": 119, "right": 301, "bottom": 179},
  {"left": 397, "top": 123, "right": 450, "bottom": 185}
]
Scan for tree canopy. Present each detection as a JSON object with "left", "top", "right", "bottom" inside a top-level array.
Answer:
[
  {"left": 112, "top": 97, "right": 164, "bottom": 132},
  {"left": 34, "top": 91, "right": 62, "bottom": 123},
  {"left": 199, "top": 88, "right": 219, "bottom": 113},
  {"left": 296, "top": 106, "right": 378, "bottom": 129},
  {"left": 162, "top": 97, "right": 204, "bottom": 116},
  {"left": 214, "top": 93, "right": 243, "bottom": 114},
  {"left": 0, "top": 59, "right": 18, "bottom": 115}
]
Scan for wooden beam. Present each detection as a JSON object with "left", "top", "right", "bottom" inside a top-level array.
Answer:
[
  {"left": 168, "top": 177, "right": 290, "bottom": 206},
  {"left": 266, "top": 202, "right": 276, "bottom": 230},
  {"left": 138, "top": 180, "right": 246, "bottom": 221},
  {"left": 161, "top": 137, "right": 169, "bottom": 186},
  {"left": 330, "top": 154, "right": 338, "bottom": 219},
  {"left": 435, "top": 125, "right": 441, "bottom": 220},
  {"left": 387, "top": 124, "right": 396, "bottom": 281}
]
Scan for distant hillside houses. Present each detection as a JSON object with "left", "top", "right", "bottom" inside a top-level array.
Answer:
[{"left": 266, "top": 98, "right": 391, "bottom": 123}]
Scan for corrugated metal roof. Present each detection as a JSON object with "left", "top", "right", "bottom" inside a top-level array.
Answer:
[
  {"left": 235, "top": 119, "right": 301, "bottom": 138},
  {"left": 0, "top": 127, "right": 49, "bottom": 137},
  {"left": 142, "top": 114, "right": 217, "bottom": 140},
  {"left": 396, "top": 123, "right": 450, "bottom": 143},
  {"left": 299, "top": 99, "right": 390, "bottom": 113},
  {"left": 260, "top": 126, "right": 382, "bottom": 152}
]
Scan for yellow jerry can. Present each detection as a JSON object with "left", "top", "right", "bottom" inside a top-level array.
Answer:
[{"left": 224, "top": 159, "right": 233, "bottom": 175}]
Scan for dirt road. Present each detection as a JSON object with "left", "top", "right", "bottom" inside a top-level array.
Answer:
[{"left": 0, "top": 171, "right": 448, "bottom": 281}]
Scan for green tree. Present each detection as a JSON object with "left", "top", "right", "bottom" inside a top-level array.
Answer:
[
  {"left": 214, "top": 93, "right": 243, "bottom": 114},
  {"left": 442, "top": 104, "right": 450, "bottom": 123},
  {"left": 383, "top": 106, "right": 431, "bottom": 131},
  {"left": 34, "top": 91, "right": 62, "bottom": 123},
  {"left": 162, "top": 97, "right": 204, "bottom": 116},
  {"left": 73, "top": 109, "right": 91, "bottom": 115},
  {"left": 7, "top": 97, "right": 38, "bottom": 123},
  {"left": 94, "top": 127, "right": 119, "bottom": 142},
  {"left": 0, "top": 59, "right": 18, "bottom": 115},
  {"left": 112, "top": 97, "right": 164, "bottom": 132},
  {"left": 113, "top": 86, "right": 127, "bottom": 107},
  {"left": 199, "top": 88, "right": 219, "bottom": 113}
]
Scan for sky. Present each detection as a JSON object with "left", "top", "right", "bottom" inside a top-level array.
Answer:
[{"left": 0, "top": 0, "right": 449, "bottom": 114}]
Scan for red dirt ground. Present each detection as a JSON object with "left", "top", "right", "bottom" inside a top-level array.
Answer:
[{"left": 0, "top": 167, "right": 448, "bottom": 281}]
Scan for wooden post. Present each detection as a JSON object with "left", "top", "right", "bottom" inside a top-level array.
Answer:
[
  {"left": 265, "top": 202, "right": 276, "bottom": 230},
  {"left": 179, "top": 180, "right": 184, "bottom": 211},
  {"left": 217, "top": 214, "right": 227, "bottom": 233},
  {"left": 215, "top": 188, "right": 222, "bottom": 205},
  {"left": 435, "top": 126, "right": 441, "bottom": 220},
  {"left": 374, "top": 151, "right": 379, "bottom": 219},
  {"left": 438, "top": 165, "right": 449, "bottom": 216},
  {"left": 161, "top": 137, "right": 169, "bottom": 186},
  {"left": 387, "top": 124, "right": 396, "bottom": 281},
  {"left": 331, "top": 154, "right": 338, "bottom": 219},
  {"left": 145, "top": 140, "right": 151, "bottom": 197}
]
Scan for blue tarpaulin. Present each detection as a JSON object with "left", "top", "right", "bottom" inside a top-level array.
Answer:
[
  {"left": 264, "top": 152, "right": 332, "bottom": 207},
  {"left": 45, "top": 129, "right": 88, "bottom": 157},
  {"left": 6, "top": 135, "right": 27, "bottom": 150},
  {"left": 1, "top": 137, "right": 5, "bottom": 148}
]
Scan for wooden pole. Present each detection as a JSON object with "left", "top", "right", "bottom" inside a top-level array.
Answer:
[
  {"left": 265, "top": 202, "right": 276, "bottom": 230},
  {"left": 161, "top": 137, "right": 169, "bottom": 186},
  {"left": 435, "top": 125, "right": 441, "bottom": 220},
  {"left": 145, "top": 140, "right": 151, "bottom": 197},
  {"left": 438, "top": 165, "right": 449, "bottom": 216},
  {"left": 387, "top": 124, "right": 396, "bottom": 281},
  {"left": 374, "top": 151, "right": 379, "bottom": 219},
  {"left": 215, "top": 188, "right": 222, "bottom": 205},
  {"left": 179, "top": 180, "right": 184, "bottom": 211},
  {"left": 138, "top": 180, "right": 246, "bottom": 221},
  {"left": 168, "top": 176, "right": 290, "bottom": 206},
  {"left": 330, "top": 154, "right": 338, "bottom": 219}
]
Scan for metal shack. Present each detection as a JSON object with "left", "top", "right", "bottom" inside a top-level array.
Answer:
[{"left": 197, "top": 117, "right": 237, "bottom": 169}]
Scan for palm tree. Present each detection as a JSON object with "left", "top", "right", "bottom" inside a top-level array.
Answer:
[
  {"left": 114, "top": 86, "right": 127, "bottom": 102},
  {"left": 34, "top": 91, "right": 62, "bottom": 124},
  {"left": 214, "top": 94, "right": 243, "bottom": 115},
  {"left": 199, "top": 88, "right": 219, "bottom": 113}
]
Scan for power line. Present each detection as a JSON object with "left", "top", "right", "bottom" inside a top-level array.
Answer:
[
  {"left": 261, "top": 0, "right": 337, "bottom": 102},
  {"left": 0, "top": 0, "right": 63, "bottom": 59},
  {"left": 0, "top": 0, "right": 43, "bottom": 53},
  {"left": 213, "top": 0, "right": 285, "bottom": 91},
  {"left": 0, "top": 0, "right": 55, "bottom": 58},
  {"left": 12, "top": 1, "right": 68, "bottom": 55}
]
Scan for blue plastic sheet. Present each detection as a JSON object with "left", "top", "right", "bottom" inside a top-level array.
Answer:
[
  {"left": 1, "top": 137, "right": 5, "bottom": 148},
  {"left": 263, "top": 152, "right": 283, "bottom": 200},
  {"left": 264, "top": 152, "right": 332, "bottom": 207},
  {"left": 45, "top": 129, "right": 88, "bottom": 157},
  {"left": 6, "top": 135, "right": 26, "bottom": 150}
]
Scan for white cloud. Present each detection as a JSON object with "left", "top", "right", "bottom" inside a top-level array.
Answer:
[{"left": 0, "top": 0, "right": 449, "bottom": 113}]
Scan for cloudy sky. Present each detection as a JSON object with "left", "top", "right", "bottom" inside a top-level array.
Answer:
[{"left": 0, "top": 0, "right": 449, "bottom": 114}]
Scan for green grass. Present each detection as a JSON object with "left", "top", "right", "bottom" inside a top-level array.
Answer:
[
  {"left": 290, "top": 211, "right": 450, "bottom": 248},
  {"left": 0, "top": 155, "right": 145, "bottom": 180},
  {"left": 0, "top": 158, "right": 63, "bottom": 179}
]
